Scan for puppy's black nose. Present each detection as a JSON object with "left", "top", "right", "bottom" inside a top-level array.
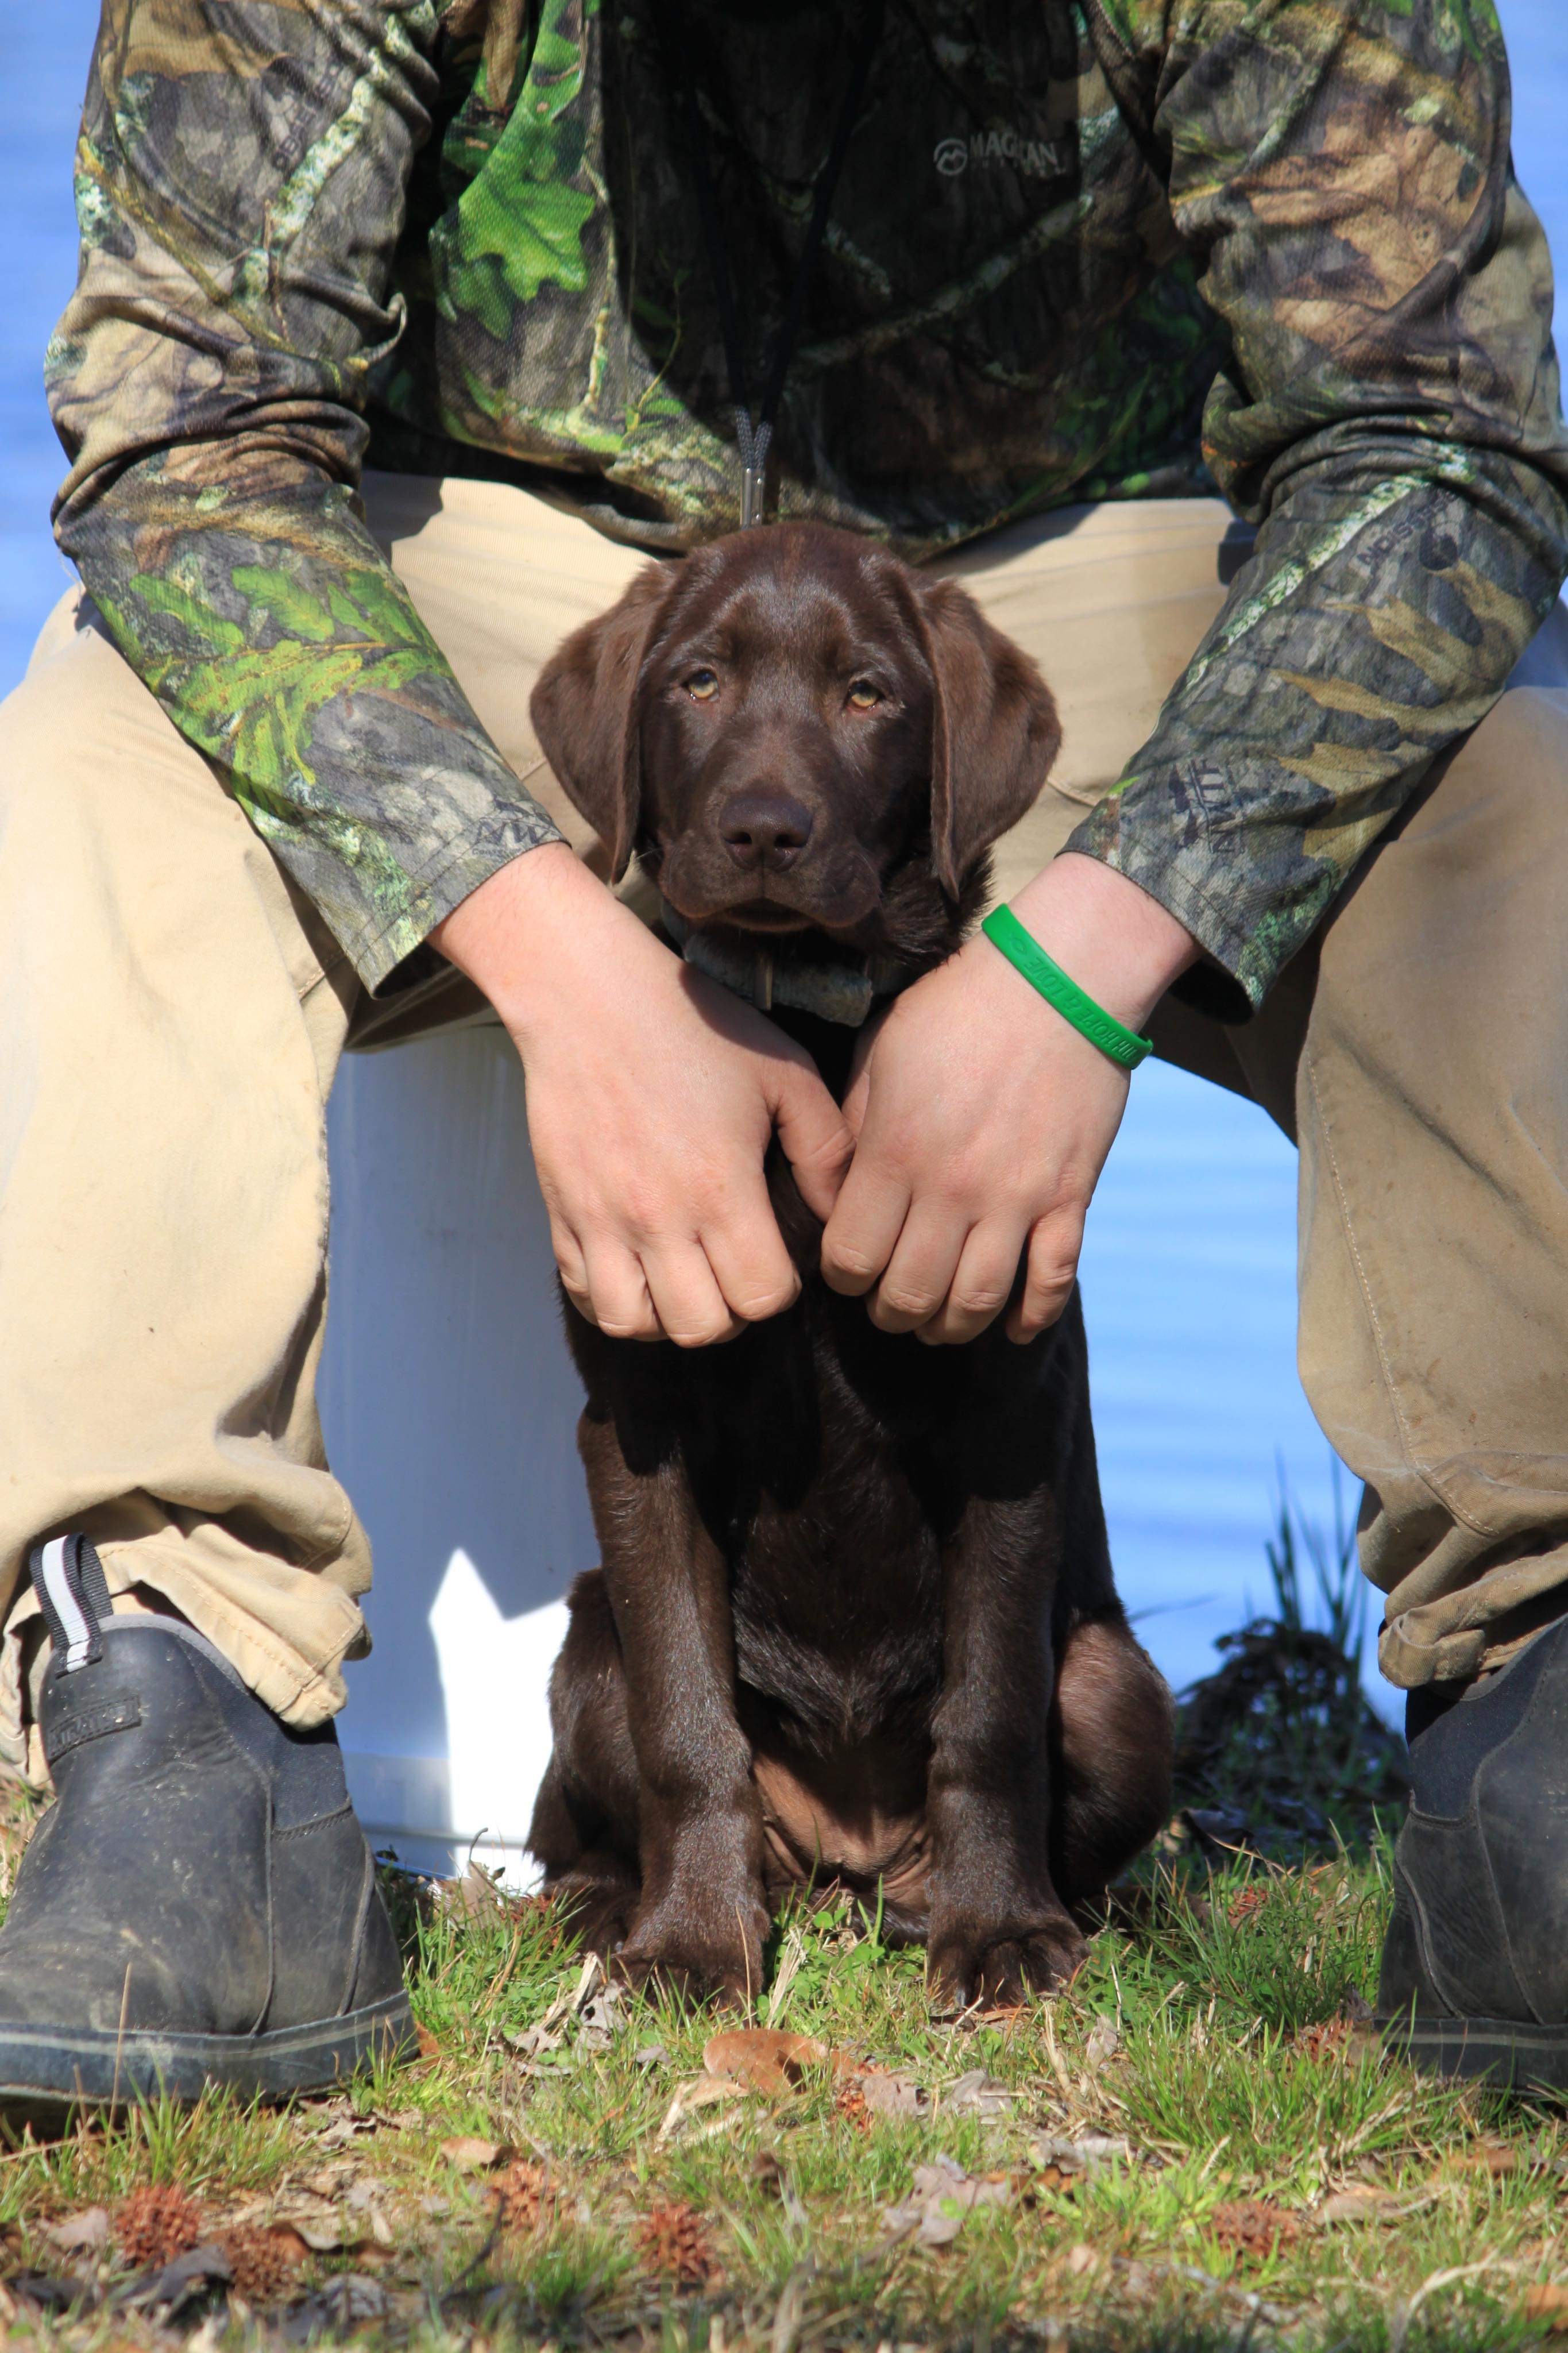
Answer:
[{"left": 717, "top": 790, "right": 814, "bottom": 871}]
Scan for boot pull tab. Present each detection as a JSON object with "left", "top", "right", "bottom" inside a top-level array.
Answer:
[{"left": 30, "top": 1534, "right": 114, "bottom": 1673}]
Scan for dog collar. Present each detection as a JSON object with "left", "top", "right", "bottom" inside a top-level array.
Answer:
[{"left": 659, "top": 901, "right": 917, "bottom": 1028}]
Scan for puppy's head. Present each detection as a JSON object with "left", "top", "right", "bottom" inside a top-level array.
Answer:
[{"left": 530, "top": 522, "right": 1059, "bottom": 971}]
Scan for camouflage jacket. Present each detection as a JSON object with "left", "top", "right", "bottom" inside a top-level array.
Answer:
[{"left": 48, "top": 0, "right": 1568, "bottom": 1002}]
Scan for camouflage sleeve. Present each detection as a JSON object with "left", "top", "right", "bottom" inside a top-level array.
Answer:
[
  {"left": 1071, "top": 0, "right": 1568, "bottom": 1008},
  {"left": 46, "top": 0, "right": 563, "bottom": 992}
]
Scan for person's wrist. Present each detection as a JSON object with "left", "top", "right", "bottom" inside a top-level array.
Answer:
[
  {"left": 1003, "top": 851, "right": 1200, "bottom": 1035},
  {"left": 430, "top": 842, "right": 639, "bottom": 1040}
]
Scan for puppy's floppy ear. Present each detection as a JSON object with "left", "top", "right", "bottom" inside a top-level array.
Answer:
[
  {"left": 913, "top": 576, "right": 1061, "bottom": 897},
  {"left": 528, "top": 560, "right": 677, "bottom": 883}
]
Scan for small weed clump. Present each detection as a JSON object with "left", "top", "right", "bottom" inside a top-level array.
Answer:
[{"left": 1171, "top": 1479, "right": 1409, "bottom": 1853}]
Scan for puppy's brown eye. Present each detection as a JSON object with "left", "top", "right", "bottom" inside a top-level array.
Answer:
[
  {"left": 847, "top": 680, "right": 882, "bottom": 711},
  {"left": 685, "top": 669, "right": 720, "bottom": 702}
]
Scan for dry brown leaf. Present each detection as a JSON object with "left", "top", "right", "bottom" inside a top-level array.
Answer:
[
  {"left": 881, "top": 2156, "right": 1011, "bottom": 2247},
  {"left": 702, "top": 2027, "right": 827, "bottom": 2097},
  {"left": 841, "top": 2063, "right": 928, "bottom": 2120},
  {"left": 655, "top": 2072, "right": 750, "bottom": 2144},
  {"left": 43, "top": 2208, "right": 110, "bottom": 2256},
  {"left": 1318, "top": 2184, "right": 1408, "bottom": 2224},
  {"left": 415, "top": 2024, "right": 442, "bottom": 2061},
  {"left": 1440, "top": 2140, "right": 1518, "bottom": 2180},
  {"left": 1525, "top": 2283, "right": 1568, "bottom": 2332},
  {"left": 438, "top": 2136, "right": 511, "bottom": 2174},
  {"left": 284, "top": 2216, "right": 366, "bottom": 2256},
  {"left": 1064, "top": 2242, "right": 1104, "bottom": 2278}
]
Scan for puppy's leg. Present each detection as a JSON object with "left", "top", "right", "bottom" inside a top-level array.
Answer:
[
  {"left": 1050, "top": 1611, "right": 1174, "bottom": 1911},
  {"left": 580, "top": 1414, "right": 770, "bottom": 2007},
  {"left": 528, "top": 1570, "right": 642, "bottom": 1952},
  {"left": 925, "top": 1494, "right": 1088, "bottom": 2008}
]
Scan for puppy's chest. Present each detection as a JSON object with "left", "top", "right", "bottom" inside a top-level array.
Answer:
[{"left": 700, "top": 1294, "right": 946, "bottom": 1712}]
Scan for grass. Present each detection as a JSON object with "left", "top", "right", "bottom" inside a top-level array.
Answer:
[{"left": 1, "top": 1509, "right": 1563, "bottom": 2350}]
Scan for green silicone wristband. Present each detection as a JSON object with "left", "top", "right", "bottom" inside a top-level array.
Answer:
[{"left": 981, "top": 905, "right": 1153, "bottom": 1071}]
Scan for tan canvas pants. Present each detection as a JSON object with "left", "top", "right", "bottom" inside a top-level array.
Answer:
[{"left": 3, "top": 477, "right": 1567, "bottom": 1773}]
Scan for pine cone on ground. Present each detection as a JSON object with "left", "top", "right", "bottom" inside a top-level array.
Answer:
[
  {"left": 115, "top": 2185, "right": 202, "bottom": 2270},
  {"left": 1211, "top": 2198, "right": 1300, "bottom": 2262},
  {"left": 217, "top": 2223, "right": 303, "bottom": 2304},
  {"left": 491, "top": 2159, "right": 551, "bottom": 2235},
  {"left": 1295, "top": 2016, "right": 1351, "bottom": 2061},
  {"left": 835, "top": 2080, "right": 872, "bottom": 2134},
  {"left": 633, "top": 2200, "right": 719, "bottom": 2287},
  {"left": 1226, "top": 1885, "right": 1270, "bottom": 1926}
]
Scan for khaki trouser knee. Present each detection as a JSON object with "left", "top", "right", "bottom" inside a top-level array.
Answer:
[
  {"left": 949, "top": 506, "right": 1568, "bottom": 1685},
  {"left": 1131, "top": 681, "right": 1568, "bottom": 1687},
  {"left": 0, "top": 479, "right": 652, "bottom": 1772},
  {"left": 0, "top": 600, "right": 367, "bottom": 1764},
  {"left": 1299, "top": 688, "right": 1568, "bottom": 1686}
]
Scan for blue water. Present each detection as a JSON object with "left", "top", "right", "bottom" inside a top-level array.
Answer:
[{"left": 5, "top": 3, "right": 1566, "bottom": 1706}]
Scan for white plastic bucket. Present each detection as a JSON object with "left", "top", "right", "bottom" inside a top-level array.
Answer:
[{"left": 319, "top": 1025, "right": 596, "bottom": 1884}]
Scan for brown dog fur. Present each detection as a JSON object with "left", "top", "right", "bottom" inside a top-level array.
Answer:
[{"left": 526, "top": 523, "right": 1172, "bottom": 2007}]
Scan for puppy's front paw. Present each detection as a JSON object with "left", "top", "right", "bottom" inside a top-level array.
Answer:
[
  {"left": 926, "top": 1911, "right": 1088, "bottom": 2011},
  {"left": 544, "top": 1868, "right": 638, "bottom": 1957},
  {"left": 615, "top": 1895, "right": 770, "bottom": 2010}
]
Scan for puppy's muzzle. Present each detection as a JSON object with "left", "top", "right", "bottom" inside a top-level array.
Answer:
[{"left": 718, "top": 789, "right": 814, "bottom": 873}]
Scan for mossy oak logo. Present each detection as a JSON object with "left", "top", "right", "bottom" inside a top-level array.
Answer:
[{"left": 935, "top": 128, "right": 1068, "bottom": 180}]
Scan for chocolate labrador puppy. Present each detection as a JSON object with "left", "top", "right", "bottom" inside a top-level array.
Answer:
[{"left": 526, "top": 522, "right": 1171, "bottom": 2007}]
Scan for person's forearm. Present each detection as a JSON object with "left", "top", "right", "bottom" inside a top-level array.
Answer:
[
  {"left": 429, "top": 842, "right": 623, "bottom": 1033},
  {"left": 1071, "top": 452, "right": 1568, "bottom": 1010},
  {"left": 1004, "top": 852, "right": 1200, "bottom": 1032},
  {"left": 1103, "top": 0, "right": 1568, "bottom": 1012},
  {"left": 64, "top": 457, "right": 561, "bottom": 992}
]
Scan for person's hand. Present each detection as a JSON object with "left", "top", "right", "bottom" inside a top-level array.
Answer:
[
  {"left": 431, "top": 845, "right": 853, "bottom": 1345},
  {"left": 820, "top": 854, "right": 1199, "bottom": 1343}
]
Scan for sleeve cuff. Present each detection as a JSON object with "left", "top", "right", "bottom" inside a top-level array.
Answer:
[
  {"left": 1063, "top": 769, "right": 1342, "bottom": 1013},
  {"left": 341, "top": 812, "right": 566, "bottom": 995}
]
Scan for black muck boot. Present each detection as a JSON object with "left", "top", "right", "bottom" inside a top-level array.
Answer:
[
  {"left": 0, "top": 1534, "right": 414, "bottom": 2111},
  {"left": 1378, "top": 1611, "right": 1568, "bottom": 2086}
]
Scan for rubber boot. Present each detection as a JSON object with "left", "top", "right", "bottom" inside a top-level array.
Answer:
[
  {"left": 0, "top": 1534, "right": 414, "bottom": 2112},
  {"left": 1378, "top": 1611, "right": 1568, "bottom": 2087}
]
